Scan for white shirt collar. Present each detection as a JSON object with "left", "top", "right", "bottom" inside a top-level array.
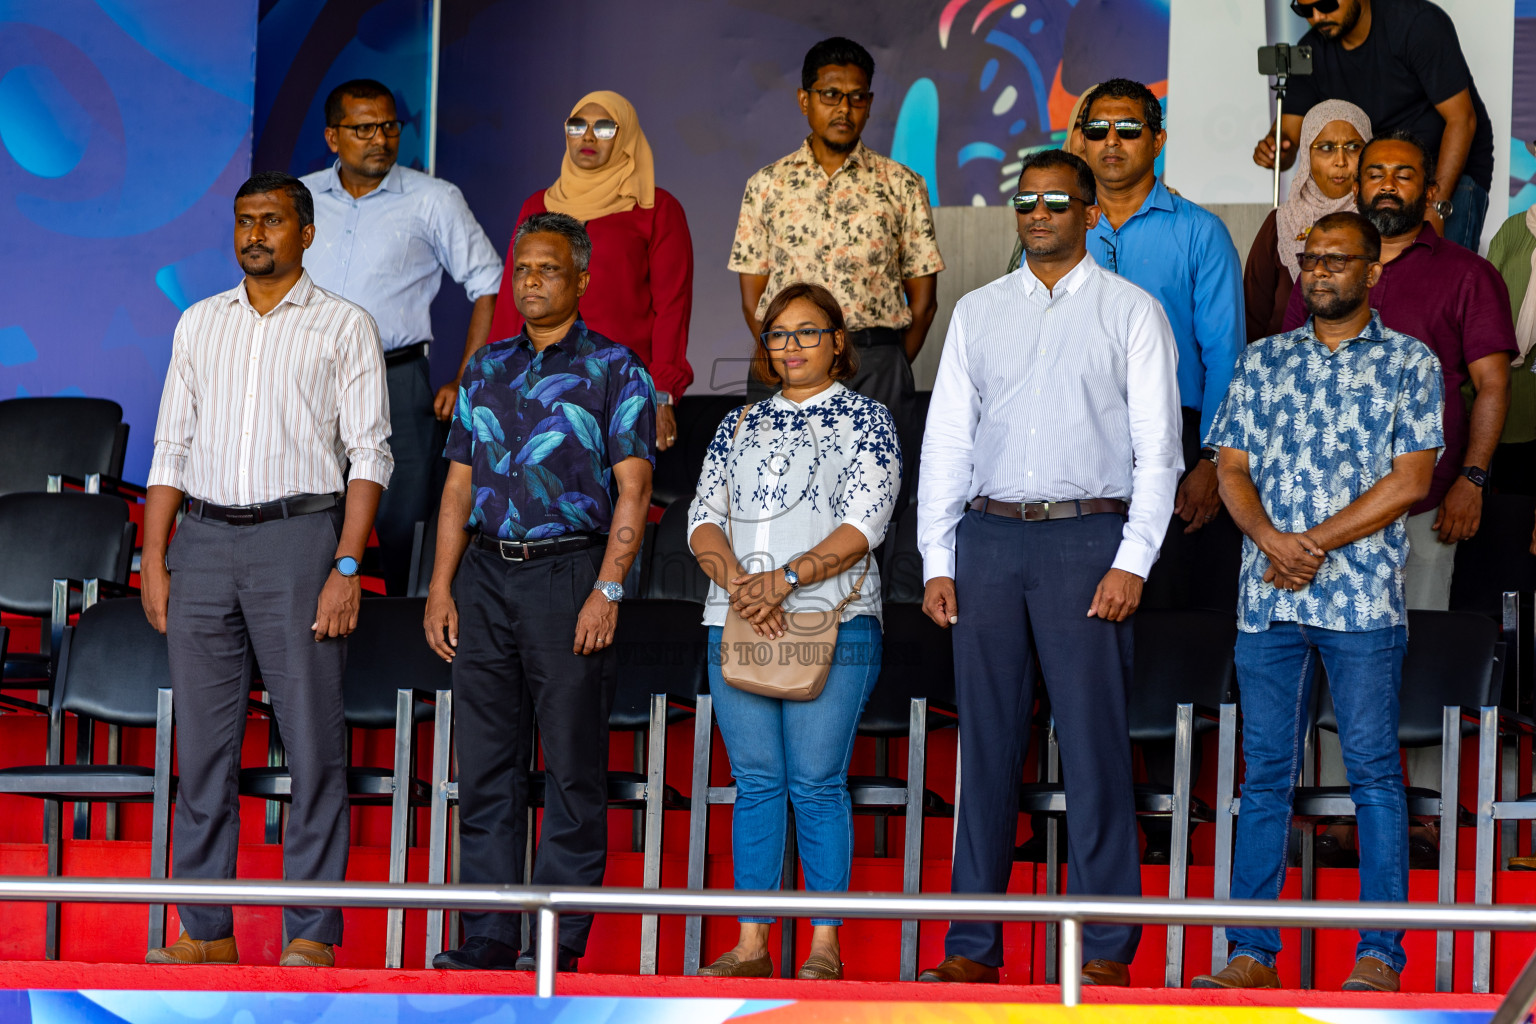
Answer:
[
  {"left": 1017, "top": 251, "right": 1096, "bottom": 300},
  {"left": 771, "top": 381, "right": 846, "bottom": 411}
]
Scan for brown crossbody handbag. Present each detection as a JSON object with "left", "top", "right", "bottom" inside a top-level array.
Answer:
[{"left": 717, "top": 406, "right": 870, "bottom": 701}]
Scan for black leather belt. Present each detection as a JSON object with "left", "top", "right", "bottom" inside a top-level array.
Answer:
[
  {"left": 384, "top": 341, "right": 429, "bottom": 367},
  {"left": 187, "top": 492, "right": 339, "bottom": 526},
  {"left": 970, "top": 496, "right": 1129, "bottom": 521},
  {"left": 846, "top": 327, "right": 902, "bottom": 347},
  {"left": 472, "top": 531, "right": 602, "bottom": 562}
]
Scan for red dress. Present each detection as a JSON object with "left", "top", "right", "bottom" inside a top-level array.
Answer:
[{"left": 487, "top": 188, "right": 695, "bottom": 399}]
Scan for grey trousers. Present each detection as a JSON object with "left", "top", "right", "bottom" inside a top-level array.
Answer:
[{"left": 165, "top": 507, "right": 351, "bottom": 943}]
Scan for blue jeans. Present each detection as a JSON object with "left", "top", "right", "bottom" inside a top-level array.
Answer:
[
  {"left": 1227, "top": 622, "right": 1409, "bottom": 972},
  {"left": 1441, "top": 174, "right": 1490, "bottom": 252},
  {"left": 708, "top": 615, "right": 881, "bottom": 926}
]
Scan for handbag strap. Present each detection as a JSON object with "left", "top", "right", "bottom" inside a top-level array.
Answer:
[{"left": 723, "top": 405, "right": 871, "bottom": 609}]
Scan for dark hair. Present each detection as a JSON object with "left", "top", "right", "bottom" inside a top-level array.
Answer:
[
  {"left": 752, "top": 283, "right": 859, "bottom": 387},
  {"left": 324, "top": 78, "right": 395, "bottom": 127},
  {"left": 1083, "top": 78, "right": 1163, "bottom": 133},
  {"left": 1359, "top": 129, "right": 1436, "bottom": 186},
  {"left": 1017, "top": 149, "right": 1096, "bottom": 205},
  {"left": 235, "top": 171, "right": 313, "bottom": 228},
  {"left": 513, "top": 212, "right": 592, "bottom": 272},
  {"left": 801, "top": 37, "right": 874, "bottom": 90},
  {"left": 1311, "top": 211, "right": 1383, "bottom": 262}
]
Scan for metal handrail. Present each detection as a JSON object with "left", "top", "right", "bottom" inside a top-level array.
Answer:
[{"left": 1, "top": 876, "right": 1534, "bottom": 1017}]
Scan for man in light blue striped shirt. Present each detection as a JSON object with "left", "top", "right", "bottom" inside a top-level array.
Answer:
[
  {"left": 302, "top": 79, "right": 503, "bottom": 594},
  {"left": 915, "top": 150, "right": 1182, "bottom": 988}
]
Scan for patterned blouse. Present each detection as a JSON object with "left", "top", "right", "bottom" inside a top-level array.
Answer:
[
  {"left": 728, "top": 139, "right": 944, "bottom": 331},
  {"left": 1205, "top": 312, "right": 1444, "bottom": 633},
  {"left": 687, "top": 384, "right": 902, "bottom": 627}
]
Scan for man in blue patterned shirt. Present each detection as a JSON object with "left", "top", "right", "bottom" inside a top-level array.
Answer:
[
  {"left": 1194, "top": 212, "right": 1442, "bottom": 993},
  {"left": 423, "top": 213, "right": 655, "bottom": 972}
]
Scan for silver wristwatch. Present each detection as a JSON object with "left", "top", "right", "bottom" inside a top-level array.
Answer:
[
  {"left": 593, "top": 580, "right": 624, "bottom": 603},
  {"left": 781, "top": 565, "right": 800, "bottom": 590}
]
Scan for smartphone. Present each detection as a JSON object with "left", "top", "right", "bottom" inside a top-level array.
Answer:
[{"left": 1257, "top": 43, "right": 1313, "bottom": 77}]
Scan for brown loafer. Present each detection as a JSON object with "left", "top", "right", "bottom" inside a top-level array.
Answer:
[
  {"left": 917, "top": 954, "right": 1001, "bottom": 983},
  {"left": 1191, "top": 954, "right": 1281, "bottom": 989},
  {"left": 1081, "top": 958, "right": 1130, "bottom": 986},
  {"left": 697, "top": 950, "right": 773, "bottom": 978},
  {"left": 796, "top": 951, "right": 843, "bottom": 980},
  {"left": 1342, "top": 955, "right": 1400, "bottom": 992},
  {"left": 278, "top": 937, "right": 335, "bottom": 967},
  {"left": 145, "top": 931, "right": 238, "bottom": 965}
]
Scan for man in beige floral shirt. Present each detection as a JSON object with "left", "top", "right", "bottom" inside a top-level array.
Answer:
[{"left": 730, "top": 35, "right": 944, "bottom": 443}]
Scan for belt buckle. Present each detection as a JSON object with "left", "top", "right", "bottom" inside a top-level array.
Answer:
[
  {"left": 497, "top": 539, "right": 529, "bottom": 561},
  {"left": 224, "top": 507, "right": 257, "bottom": 526},
  {"left": 1022, "top": 501, "right": 1048, "bottom": 522}
]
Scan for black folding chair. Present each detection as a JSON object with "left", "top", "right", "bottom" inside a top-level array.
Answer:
[
  {"left": 0, "top": 397, "right": 135, "bottom": 498},
  {"left": 650, "top": 394, "right": 746, "bottom": 509},
  {"left": 645, "top": 500, "right": 712, "bottom": 603},
  {"left": 0, "top": 599, "right": 174, "bottom": 960}
]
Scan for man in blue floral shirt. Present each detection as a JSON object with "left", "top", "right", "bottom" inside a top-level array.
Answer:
[
  {"left": 1195, "top": 212, "right": 1442, "bottom": 994},
  {"left": 424, "top": 212, "right": 655, "bottom": 972}
]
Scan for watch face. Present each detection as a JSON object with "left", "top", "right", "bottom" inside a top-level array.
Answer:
[{"left": 335, "top": 556, "right": 359, "bottom": 577}]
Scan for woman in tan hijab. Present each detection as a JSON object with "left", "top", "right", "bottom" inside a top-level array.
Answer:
[{"left": 486, "top": 90, "right": 694, "bottom": 449}]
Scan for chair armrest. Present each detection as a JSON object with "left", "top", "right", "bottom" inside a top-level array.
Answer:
[
  {"left": 50, "top": 472, "right": 147, "bottom": 500},
  {"left": 0, "top": 692, "right": 48, "bottom": 715}
]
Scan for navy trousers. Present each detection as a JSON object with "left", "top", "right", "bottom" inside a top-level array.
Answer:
[{"left": 945, "top": 508, "right": 1143, "bottom": 966}]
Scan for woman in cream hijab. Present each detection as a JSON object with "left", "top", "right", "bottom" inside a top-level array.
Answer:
[{"left": 485, "top": 90, "right": 694, "bottom": 450}]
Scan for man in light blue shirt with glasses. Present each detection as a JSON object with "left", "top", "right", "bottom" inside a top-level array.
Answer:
[{"left": 303, "top": 78, "right": 504, "bottom": 594}]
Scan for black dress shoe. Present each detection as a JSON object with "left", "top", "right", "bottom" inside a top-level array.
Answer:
[
  {"left": 514, "top": 945, "right": 581, "bottom": 973},
  {"left": 432, "top": 936, "right": 521, "bottom": 970}
]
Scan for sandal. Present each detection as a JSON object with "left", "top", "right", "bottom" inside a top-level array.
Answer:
[
  {"left": 796, "top": 951, "right": 844, "bottom": 980},
  {"left": 697, "top": 950, "right": 773, "bottom": 977}
]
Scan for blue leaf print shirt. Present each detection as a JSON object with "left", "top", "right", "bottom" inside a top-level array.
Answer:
[
  {"left": 1204, "top": 312, "right": 1444, "bottom": 633},
  {"left": 444, "top": 320, "right": 656, "bottom": 541}
]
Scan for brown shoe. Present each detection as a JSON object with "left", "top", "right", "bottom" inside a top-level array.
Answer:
[
  {"left": 1081, "top": 959, "right": 1130, "bottom": 986},
  {"left": 145, "top": 931, "right": 238, "bottom": 965},
  {"left": 917, "top": 955, "right": 1001, "bottom": 983},
  {"left": 1342, "top": 955, "right": 1400, "bottom": 992},
  {"left": 1509, "top": 856, "right": 1536, "bottom": 871},
  {"left": 796, "top": 951, "right": 844, "bottom": 980},
  {"left": 696, "top": 950, "right": 773, "bottom": 978},
  {"left": 1191, "top": 954, "right": 1281, "bottom": 989},
  {"left": 278, "top": 938, "right": 334, "bottom": 967}
]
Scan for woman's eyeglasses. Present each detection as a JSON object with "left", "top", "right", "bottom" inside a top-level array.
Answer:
[
  {"left": 565, "top": 118, "right": 618, "bottom": 140},
  {"left": 1290, "top": 0, "right": 1341, "bottom": 16},
  {"left": 810, "top": 88, "right": 873, "bottom": 109},
  {"left": 1011, "top": 191, "right": 1085, "bottom": 213},
  {"left": 1311, "top": 140, "right": 1364, "bottom": 156},
  {"left": 760, "top": 327, "right": 835, "bottom": 350},
  {"left": 1080, "top": 119, "right": 1148, "bottom": 142},
  {"left": 330, "top": 120, "right": 403, "bottom": 140},
  {"left": 1296, "top": 252, "right": 1373, "bottom": 272}
]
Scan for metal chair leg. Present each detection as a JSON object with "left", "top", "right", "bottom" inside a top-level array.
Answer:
[
  {"left": 780, "top": 814, "right": 798, "bottom": 978},
  {"left": 638, "top": 693, "right": 666, "bottom": 975},
  {"left": 264, "top": 694, "right": 285, "bottom": 845},
  {"left": 1475, "top": 705, "right": 1500, "bottom": 993},
  {"left": 899, "top": 698, "right": 927, "bottom": 982},
  {"left": 1299, "top": 721, "right": 1318, "bottom": 991},
  {"left": 1434, "top": 706, "right": 1459, "bottom": 992},
  {"left": 1165, "top": 703, "right": 1194, "bottom": 987},
  {"left": 873, "top": 736, "right": 889, "bottom": 857},
  {"left": 1044, "top": 723, "right": 1061, "bottom": 985},
  {"left": 72, "top": 716, "right": 94, "bottom": 840},
  {"left": 424, "top": 689, "right": 453, "bottom": 967},
  {"left": 1212, "top": 703, "right": 1238, "bottom": 973},
  {"left": 147, "top": 688, "right": 173, "bottom": 951},
  {"left": 384, "top": 688, "right": 413, "bottom": 969},
  {"left": 683, "top": 694, "right": 714, "bottom": 975},
  {"left": 105, "top": 724, "right": 120, "bottom": 841}
]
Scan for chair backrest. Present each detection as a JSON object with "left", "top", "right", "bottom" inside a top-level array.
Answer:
[
  {"left": 1127, "top": 608, "right": 1237, "bottom": 744},
  {"left": 858, "top": 603, "right": 957, "bottom": 736},
  {"left": 55, "top": 599, "right": 171, "bottom": 729},
  {"left": 650, "top": 394, "right": 746, "bottom": 508},
  {"left": 407, "top": 518, "right": 438, "bottom": 598},
  {"left": 0, "top": 397, "right": 126, "bottom": 497},
  {"left": 610, "top": 599, "right": 708, "bottom": 729},
  {"left": 1315, "top": 609, "right": 1499, "bottom": 745},
  {"left": 1450, "top": 493, "right": 1536, "bottom": 618},
  {"left": 0, "top": 492, "right": 133, "bottom": 617},
  {"left": 644, "top": 500, "right": 712, "bottom": 603},
  {"left": 341, "top": 597, "right": 451, "bottom": 729},
  {"left": 878, "top": 503, "right": 924, "bottom": 606}
]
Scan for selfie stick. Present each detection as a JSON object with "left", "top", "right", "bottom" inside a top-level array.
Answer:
[{"left": 1271, "top": 73, "right": 1287, "bottom": 208}]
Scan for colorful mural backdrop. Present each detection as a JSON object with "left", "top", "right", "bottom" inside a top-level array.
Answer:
[
  {"left": 1513, "top": 0, "right": 1535, "bottom": 214},
  {"left": 0, "top": 0, "right": 256, "bottom": 480}
]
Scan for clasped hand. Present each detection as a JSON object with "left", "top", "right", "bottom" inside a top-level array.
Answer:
[
  {"left": 1259, "top": 529, "right": 1325, "bottom": 591},
  {"left": 729, "top": 569, "right": 791, "bottom": 638}
]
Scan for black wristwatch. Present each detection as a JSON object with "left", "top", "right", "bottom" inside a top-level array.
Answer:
[
  {"left": 1461, "top": 466, "right": 1488, "bottom": 488},
  {"left": 1199, "top": 447, "right": 1219, "bottom": 465}
]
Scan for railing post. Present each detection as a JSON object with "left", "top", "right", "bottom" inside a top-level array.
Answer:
[
  {"left": 537, "top": 905, "right": 559, "bottom": 998},
  {"left": 1060, "top": 917, "right": 1081, "bottom": 1006}
]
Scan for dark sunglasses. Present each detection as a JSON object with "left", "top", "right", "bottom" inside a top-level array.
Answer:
[
  {"left": 760, "top": 327, "right": 835, "bottom": 350},
  {"left": 565, "top": 117, "right": 618, "bottom": 140},
  {"left": 1296, "top": 251, "right": 1373, "bottom": 272},
  {"left": 1290, "top": 0, "right": 1341, "bottom": 16},
  {"left": 1081, "top": 119, "right": 1147, "bottom": 142},
  {"left": 1011, "top": 191, "right": 1084, "bottom": 213}
]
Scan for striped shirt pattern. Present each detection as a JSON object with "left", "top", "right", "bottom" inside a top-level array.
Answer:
[
  {"left": 918, "top": 254, "right": 1184, "bottom": 582},
  {"left": 148, "top": 271, "right": 394, "bottom": 505}
]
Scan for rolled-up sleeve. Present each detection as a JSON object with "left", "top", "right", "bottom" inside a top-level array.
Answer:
[
  {"left": 336, "top": 310, "right": 394, "bottom": 487},
  {"left": 430, "top": 183, "right": 504, "bottom": 302},
  {"left": 1116, "top": 302, "right": 1183, "bottom": 578},
  {"left": 836, "top": 402, "right": 903, "bottom": 549},
  {"left": 147, "top": 319, "right": 198, "bottom": 490},
  {"left": 917, "top": 309, "right": 980, "bottom": 582},
  {"left": 686, "top": 410, "right": 744, "bottom": 542}
]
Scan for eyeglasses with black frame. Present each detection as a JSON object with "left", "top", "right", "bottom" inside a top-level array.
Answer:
[
  {"left": 1010, "top": 191, "right": 1085, "bottom": 214},
  {"left": 1296, "top": 251, "right": 1374, "bottom": 273},
  {"left": 330, "top": 120, "right": 403, "bottom": 140},
  {"left": 1290, "top": 0, "right": 1341, "bottom": 16},
  {"left": 1080, "top": 119, "right": 1148, "bottom": 142},
  {"left": 760, "top": 327, "right": 836, "bottom": 350},
  {"left": 565, "top": 117, "right": 619, "bottom": 140},
  {"left": 809, "top": 88, "right": 874, "bottom": 109}
]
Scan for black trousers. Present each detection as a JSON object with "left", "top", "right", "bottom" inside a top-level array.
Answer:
[
  {"left": 451, "top": 543, "right": 617, "bottom": 953},
  {"left": 165, "top": 508, "right": 351, "bottom": 943},
  {"left": 946, "top": 509, "right": 1142, "bottom": 966},
  {"left": 375, "top": 354, "right": 437, "bottom": 595}
]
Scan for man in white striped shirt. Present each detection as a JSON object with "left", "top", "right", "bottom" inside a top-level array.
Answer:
[
  {"left": 140, "top": 171, "right": 392, "bottom": 968},
  {"left": 916, "top": 150, "right": 1182, "bottom": 987}
]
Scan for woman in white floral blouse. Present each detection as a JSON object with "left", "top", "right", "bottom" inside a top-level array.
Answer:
[{"left": 688, "top": 283, "right": 902, "bottom": 981}]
